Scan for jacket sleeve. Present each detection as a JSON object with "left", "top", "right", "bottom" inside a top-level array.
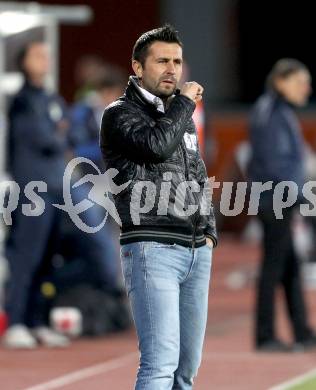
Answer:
[
  {"left": 196, "top": 156, "right": 218, "bottom": 247},
  {"left": 204, "top": 218, "right": 218, "bottom": 247},
  {"left": 100, "top": 94, "right": 195, "bottom": 163},
  {"left": 9, "top": 96, "right": 67, "bottom": 154}
]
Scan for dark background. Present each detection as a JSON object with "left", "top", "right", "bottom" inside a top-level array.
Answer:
[
  {"left": 13, "top": 0, "right": 315, "bottom": 104},
  {"left": 238, "top": 0, "right": 315, "bottom": 102},
  {"left": 16, "top": 0, "right": 159, "bottom": 101}
]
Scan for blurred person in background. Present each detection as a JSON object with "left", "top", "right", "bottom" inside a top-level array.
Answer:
[
  {"left": 2, "top": 41, "right": 70, "bottom": 348},
  {"left": 73, "top": 55, "right": 108, "bottom": 101},
  {"left": 71, "top": 64, "right": 127, "bottom": 171},
  {"left": 248, "top": 58, "right": 316, "bottom": 352},
  {"left": 66, "top": 65, "right": 129, "bottom": 294},
  {"left": 101, "top": 25, "right": 217, "bottom": 389},
  {"left": 25, "top": 63, "right": 131, "bottom": 337}
]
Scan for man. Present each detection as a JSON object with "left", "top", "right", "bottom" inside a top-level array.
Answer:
[
  {"left": 248, "top": 58, "right": 316, "bottom": 352},
  {"left": 100, "top": 25, "right": 217, "bottom": 389},
  {"left": 3, "top": 41, "right": 70, "bottom": 348}
]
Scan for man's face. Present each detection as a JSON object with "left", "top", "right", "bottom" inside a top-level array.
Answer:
[
  {"left": 133, "top": 41, "right": 183, "bottom": 98},
  {"left": 23, "top": 42, "right": 50, "bottom": 80},
  {"left": 277, "top": 70, "right": 312, "bottom": 107}
]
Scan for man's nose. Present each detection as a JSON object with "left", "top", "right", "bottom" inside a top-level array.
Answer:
[{"left": 166, "top": 62, "right": 176, "bottom": 74}]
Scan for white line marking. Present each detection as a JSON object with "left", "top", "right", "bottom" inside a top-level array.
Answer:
[
  {"left": 269, "top": 367, "right": 316, "bottom": 390},
  {"left": 22, "top": 352, "right": 138, "bottom": 390}
]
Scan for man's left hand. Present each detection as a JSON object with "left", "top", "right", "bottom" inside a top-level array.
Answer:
[{"left": 206, "top": 237, "right": 214, "bottom": 249}]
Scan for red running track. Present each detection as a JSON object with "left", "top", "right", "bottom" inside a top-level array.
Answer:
[{"left": 1, "top": 236, "right": 316, "bottom": 390}]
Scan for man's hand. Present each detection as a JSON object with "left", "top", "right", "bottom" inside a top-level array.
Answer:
[
  {"left": 180, "top": 82, "right": 204, "bottom": 104},
  {"left": 206, "top": 237, "right": 214, "bottom": 249}
]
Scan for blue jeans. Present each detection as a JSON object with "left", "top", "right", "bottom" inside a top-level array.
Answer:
[{"left": 120, "top": 241, "right": 213, "bottom": 390}]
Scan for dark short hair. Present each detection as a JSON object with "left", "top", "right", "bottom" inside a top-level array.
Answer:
[
  {"left": 266, "top": 58, "right": 309, "bottom": 90},
  {"left": 132, "top": 24, "right": 183, "bottom": 66},
  {"left": 16, "top": 40, "right": 44, "bottom": 74}
]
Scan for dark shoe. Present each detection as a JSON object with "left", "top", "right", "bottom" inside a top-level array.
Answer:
[
  {"left": 295, "top": 334, "right": 316, "bottom": 351},
  {"left": 256, "top": 339, "right": 292, "bottom": 353}
]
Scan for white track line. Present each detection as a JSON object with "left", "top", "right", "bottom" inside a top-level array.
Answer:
[
  {"left": 269, "top": 367, "right": 316, "bottom": 390},
  {"left": 22, "top": 352, "right": 138, "bottom": 390}
]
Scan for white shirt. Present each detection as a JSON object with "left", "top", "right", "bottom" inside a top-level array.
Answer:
[{"left": 137, "top": 85, "right": 165, "bottom": 113}]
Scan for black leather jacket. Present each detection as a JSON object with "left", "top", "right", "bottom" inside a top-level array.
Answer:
[{"left": 100, "top": 76, "right": 217, "bottom": 248}]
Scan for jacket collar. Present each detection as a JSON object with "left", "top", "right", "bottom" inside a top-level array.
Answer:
[
  {"left": 23, "top": 78, "right": 45, "bottom": 94},
  {"left": 266, "top": 89, "right": 295, "bottom": 109},
  {"left": 125, "top": 76, "right": 165, "bottom": 112}
]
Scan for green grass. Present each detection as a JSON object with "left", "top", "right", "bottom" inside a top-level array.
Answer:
[{"left": 287, "top": 376, "right": 316, "bottom": 390}]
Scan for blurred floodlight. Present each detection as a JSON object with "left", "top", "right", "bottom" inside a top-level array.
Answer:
[
  {"left": 0, "top": 73, "right": 23, "bottom": 94},
  {"left": 0, "top": 12, "right": 40, "bottom": 36}
]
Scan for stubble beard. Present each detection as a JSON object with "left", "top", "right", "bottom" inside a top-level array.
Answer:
[
  {"left": 141, "top": 77, "right": 176, "bottom": 100},
  {"left": 155, "top": 82, "right": 177, "bottom": 100}
]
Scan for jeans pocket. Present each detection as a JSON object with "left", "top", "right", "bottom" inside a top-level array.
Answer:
[{"left": 120, "top": 248, "right": 133, "bottom": 295}]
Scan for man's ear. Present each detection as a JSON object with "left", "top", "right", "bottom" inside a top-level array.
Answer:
[{"left": 132, "top": 60, "right": 143, "bottom": 79}]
